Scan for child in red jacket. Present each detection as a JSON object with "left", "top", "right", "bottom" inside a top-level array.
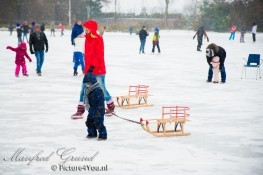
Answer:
[{"left": 6, "top": 42, "right": 32, "bottom": 77}]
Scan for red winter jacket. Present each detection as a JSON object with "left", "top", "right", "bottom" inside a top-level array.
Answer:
[
  {"left": 6, "top": 42, "right": 32, "bottom": 64},
  {"left": 83, "top": 20, "right": 106, "bottom": 75}
]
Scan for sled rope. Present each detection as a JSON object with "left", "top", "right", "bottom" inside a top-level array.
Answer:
[{"left": 106, "top": 109, "right": 142, "bottom": 125}]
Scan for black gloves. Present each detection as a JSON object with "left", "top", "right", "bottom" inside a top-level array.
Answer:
[
  {"left": 193, "top": 36, "right": 195, "bottom": 40},
  {"left": 207, "top": 37, "right": 209, "bottom": 42},
  {"left": 45, "top": 48, "right": 48, "bottom": 53},
  {"left": 30, "top": 49, "right": 34, "bottom": 54},
  {"left": 88, "top": 66, "right": 95, "bottom": 73}
]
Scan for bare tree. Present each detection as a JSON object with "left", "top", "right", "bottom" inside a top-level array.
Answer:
[{"left": 164, "top": 0, "right": 174, "bottom": 26}]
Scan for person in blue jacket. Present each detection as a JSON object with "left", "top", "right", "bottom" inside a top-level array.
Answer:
[
  {"left": 139, "top": 26, "right": 149, "bottom": 54},
  {"left": 83, "top": 73, "right": 107, "bottom": 140},
  {"left": 71, "top": 20, "right": 84, "bottom": 46}
]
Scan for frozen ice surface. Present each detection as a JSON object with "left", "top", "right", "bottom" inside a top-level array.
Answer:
[{"left": 0, "top": 30, "right": 263, "bottom": 175}]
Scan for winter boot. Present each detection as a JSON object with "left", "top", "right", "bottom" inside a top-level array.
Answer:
[
  {"left": 23, "top": 73, "right": 29, "bottom": 76},
  {"left": 105, "top": 101, "right": 115, "bottom": 116},
  {"left": 98, "top": 136, "right": 107, "bottom": 141},
  {"left": 71, "top": 105, "right": 85, "bottom": 119},
  {"left": 73, "top": 68, "right": 78, "bottom": 76}
]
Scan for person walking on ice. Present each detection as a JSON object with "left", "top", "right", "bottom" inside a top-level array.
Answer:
[
  {"left": 83, "top": 73, "right": 107, "bottom": 140},
  {"left": 6, "top": 42, "right": 32, "bottom": 77},
  {"left": 139, "top": 26, "right": 149, "bottom": 54},
  {"left": 229, "top": 24, "right": 236, "bottom": 40},
  {"left": 252, "top": 22, "right": 257, "bottom": 42},
  {"left": 193, "top": 26, "right": 209, "bottom": 51},
  {"left": 152, "top": 27, "right": 161, "bottom": 54},
  {"left": 73, "top": 33, "right": 85, "bottom": 76},
  {"left": 71, "top": 20, "right": 115, "bottom": 119},
  {"left": 29, "top": 24, "right": 48, "bottom": 76}
]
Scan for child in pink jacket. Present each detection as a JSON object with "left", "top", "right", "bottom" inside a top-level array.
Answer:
[
  {"left": 6, "top": 42, "right": 32, "bottom": 77},
  {"left": 210, "top": 56, "right": 220, "bottom": 83}
]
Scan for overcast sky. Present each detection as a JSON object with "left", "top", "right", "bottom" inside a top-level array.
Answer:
[{"left": 102, "top": 0, "right": 194, "bottom": 15}]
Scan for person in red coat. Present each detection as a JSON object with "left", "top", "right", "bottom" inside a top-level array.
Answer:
[
  {"left": 6, "top": 42, "right": 32, "bottom": 77},
  {"left": 71, "top": 20, "right": 115, "bottom": 119}
]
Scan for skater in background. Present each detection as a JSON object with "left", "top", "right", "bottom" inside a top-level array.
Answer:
[
  {"left": 129, "top": 26, "right": 133, "bottom": 35},
  {"left": 21, "top": 21, "right": 30, "bottom": 43},
  {"left": 99, "top": 26, "right": 106, "bottom": 37},
  {"left": 210, "top": 56, "right": 220, "bottom": 83},
  {"left": 252, "top": 22, "right": 257, "bottom": 42},
  {"left": 83, "top": 73, "right": 107, "bottom": 140},
  {"left": 71, "top": 20, "right": 84, "bottom": 46},
  {"left": 59, "top": 23, "right": 65, "bottom": 36},
  {"left": 193, "top": 26, "right": 209, "bottom": 51},
  {"left": 229, "top": 24, "right": 236, "bottom": 40},
  {"left": 206, "top": 43, "right": 226, "bottom": 83},
  {"left": 71, "top": 19, "right": 83, "bottom": 63},
  {"left": 6, "top": 42, "right": 32, "bottom": 77},
  {"left": 73, "top": 33, "right": 85, "bottom": 76},
  {"left": 240, "top": 24, "right": 246, "bottom": 43},
  {"left": 40, "top": 23, "right": 45, "bottom": 32},
  {"left": 152, "top": 27, "right": 161, "bottom": 54},
  {"left": 30, "top": 22, "right": 35, "bottom": 34},
  {"left": 71, "top": 20, "right": 115, "bottom": 119},
  {"left": 29, "top": 24, "right": 48, "bottom": 76},
  {"left": 16, "top": 23, "right": 23, "bottom": 45},
  {"left": 139, "top": 26, "right": 149, "bottom": 54},
  {"left": 50, "top": 21, "right": 55, "bottom": 37},
  {"left": 8, "top": 23, "right": 14, "bottom": 36}
]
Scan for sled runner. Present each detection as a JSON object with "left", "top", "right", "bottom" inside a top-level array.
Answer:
[
  {"left": 115, "top": 85, "right": 153, "bottom": 109},
  {"left": 140, "top": 106, "right": 190, "bottom": 137}
]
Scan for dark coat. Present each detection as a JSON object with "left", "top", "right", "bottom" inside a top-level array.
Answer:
[
  {"left": 139, "top": 29, "right": 149, "bottom": 40},
  {"left": 206, "top": 46, "right": 226, "bottom": 69},
  {"left": 17, "top": 28, "right": 22, "bottom": 37},
  {"left": 40, "top": 24, "right": 45, "bottom": 32},
  {"left": 71, "top": 23, "right": 84, "bottom": 45},
  {"left": 22, "top": 25, "right": 30, "bottom": 33},
  {"left": 29, "top": 32, "right": 48, "bottom": 52}
]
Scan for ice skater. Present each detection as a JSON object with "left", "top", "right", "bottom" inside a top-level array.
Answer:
[
  {"left": 16, "top": 23, "right": 23, "bottom": 45},
  {"left": 83, "top": 73, "right": 107, "bottom": 140},
  {"left": 29, "top": 24, "right": 48, "bottom": 76},
  {"left": 252, "top": 22, "right": 257, "bottom": 42},
  {"left": 193, "top": 26, "right": 209, "bottom": 51},
  {"left": 6, "top": 42, "right": 32, "bottom": 77},
  {"left": 59, "top": 23, "right": 65, "bottom": 36},
  {"left": 240, "top": 25, "right": 246, "bottom": 43},
  {"left": 50, "top": 21, "right": 55, "bottom": 37},
  {"left": 152, "top": 27, "right": 161, "bottom": 54},
  {"left": 73, "top": 34, "right": 85, "bottom": 76},
  {"left": 139, "top": 26, "right": 149, "bottom": 54},
  {"left": 22, "top": 21, "right": 30, "bottom": 43},
  {"left": 229, "top": 24, "right": 236, "bottom": 40},
  {"left": 71, "top": 20, "right": 115, "bottom": 119},
  {"left": 8, "top": 23, "right": 14, "bottom": 36},
  {"left": 206, "top": 43, "right": 226, "bottom": 83}
]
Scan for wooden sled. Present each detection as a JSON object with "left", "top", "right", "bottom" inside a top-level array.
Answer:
[
  {"left": 140, "top": 106, "right": 190, "bottom": 137},
  {"left": 115, "top": 85, "right": 153, "bottom": 109}
]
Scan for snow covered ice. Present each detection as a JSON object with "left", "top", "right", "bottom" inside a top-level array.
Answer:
[{"left": 0, "top": 30, "right": 263, "bottom": 175}]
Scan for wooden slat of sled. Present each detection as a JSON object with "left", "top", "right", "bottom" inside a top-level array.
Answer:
[{"left": 117, "top": 103, "right": 154, "bottom": 109}]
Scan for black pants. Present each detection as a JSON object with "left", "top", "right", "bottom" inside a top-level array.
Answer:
[
  {"left": 252, "top": 33, "right": 256, "bottom": 42},
  {"left": 152, "top": 43, "right": 160, "bottom": 53},
  {"left": 197, "top": 37, "right": 203, "bottom": 50}
]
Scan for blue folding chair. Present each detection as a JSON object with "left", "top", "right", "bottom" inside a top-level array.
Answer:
[{"left": 241, "top": 54, "right": 262, "bottom": 80}]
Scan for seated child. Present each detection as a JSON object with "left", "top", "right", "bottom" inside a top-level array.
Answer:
[{"left": 83, "top": 73, "right": 107, "bottom": 140}]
